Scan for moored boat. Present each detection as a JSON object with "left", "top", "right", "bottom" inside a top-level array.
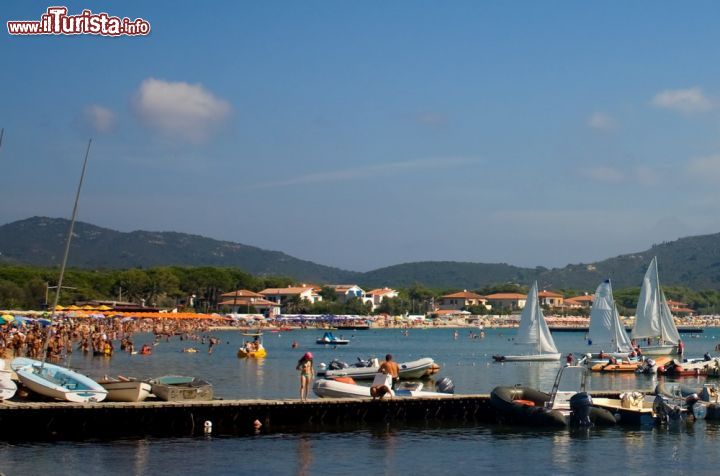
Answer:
[
  {"left": 657, "top": 358, "right": 720, "bottom": 377},
  {"left": 97, "top": 376, "right": 152, "bottom": 402},
  {"left": 313, "top": 373, "right": 455, "bottom": 399},
  {"left": 11, "top": 357, "right": 107, "bottom": 403},
  {"left": 148, "top": 375, "right": 213, "bottom": 401},
  {"left": 237, "top": 332, "right": 267, "bottom": 358},
  {"left": 0, "top": 359, "right": 17, "bottom": 401},
  {"left": 319, "top": 357, "right": 439, "bottom": 380},
  {"left": 316, "top": 331, "right": 350, "bottom": 345},
  {"left": 490, "top": 365, "right": 616, "bottom": 427}
]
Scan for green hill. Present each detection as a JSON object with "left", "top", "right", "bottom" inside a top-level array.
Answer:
[
  {"left": 2, "top": 217, "right": 720, "bottom": 291},
  {"left": 0, "top": 217, "right": 358, "bottom": 283}
]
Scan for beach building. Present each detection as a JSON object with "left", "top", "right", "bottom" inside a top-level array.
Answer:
[
  {"left": 365, "top": 287, "right": 399, "bottom": 311},
  {"left": 484, "top": 293, "right": 526, "bottom": 311},
  {"left": 329, "top": 284, "right": 367, "bottom": 303},
  {"left": 538, "top": 290, "right": 564, "bottom": 308},
  {"left": 666, "top": 299, "right": 695, "bottom": 316},
  {"left": 564, "top": 294, "right": 593, "bottom": 309},
  {"left": 438, "top": 291, "right": 488, "bottom": 311},
  {"left": 259, "top": 286, "right": 323, "bottom": 312},
  {"left": 218, "top": 290, "right": 280, "bottom": 316}
]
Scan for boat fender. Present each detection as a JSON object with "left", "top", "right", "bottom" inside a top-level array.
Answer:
[
  {"left": 514, "top": 399, "right": 535, "bottom": 406},
  {"left": 204, "top": 421, "right": 212, "bottom": 434}
]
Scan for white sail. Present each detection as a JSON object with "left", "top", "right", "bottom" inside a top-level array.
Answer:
[
  {"left": 630, "top": 257, "right": 680, "bottom": 344},
  {"left": 588, "top": 279, "right": 632, "bottom": 352},
  {"left": 515, "top": 282, "right": 558, "bottom": 354}
]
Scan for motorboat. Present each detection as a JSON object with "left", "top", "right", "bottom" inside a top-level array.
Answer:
[
  {"left": 492, "top": 282, "right": 560, "bottom": 362},
  {"left": 316, "top": 332, "right": 350, "bottom": 345},
  {"left": 318, "top": 357, "right": 439, "bottom": 380},
  {"left": 11, "top": 357, "right": 107, "bottom": 403},
  {"left": 97, "top": 376, "right": 152, "bottom": 402},
  {"left": 148, "top": 375, "right": 213, "bottom": 401},
  {"left": 655, "top": 381, "right": 720, "bottom": 420},
  {"left": 313, "top": 373, "right": 455, "bottom": 399},
  {"left": 490, "top": 365, "right": 616, "bottom": 427},
  {"left": 657, "top": 357, "right": 720, "bottom": 377}
]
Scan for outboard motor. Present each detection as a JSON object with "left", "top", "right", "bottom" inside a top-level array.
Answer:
[
  {"left": 570, "top": 392, "right": 594, "bottom": 427},
  {"left": 436, "top": 377, "right": 455, "bottom": 394},
  {"left": 328, "top": 359, "right": 349, "bottom": 370},
  {"left": 653, "top": 394, "right": 683, "bottom": 424},
  {"left": 686, "top": 393, "right": 707, "bottom": 420},
  {"left": 318, "top": 362, "right": 327, "bottom": 372}
]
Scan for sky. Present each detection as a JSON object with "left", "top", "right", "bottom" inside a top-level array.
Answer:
[{"left": 3, "top": 1, "right": 720, "bottom": 272}]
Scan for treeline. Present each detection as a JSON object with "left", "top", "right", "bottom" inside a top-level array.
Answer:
[{"left": 3, "top": 264, "right": 720, "bottom": 315}]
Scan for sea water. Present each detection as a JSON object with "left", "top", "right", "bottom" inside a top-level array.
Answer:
[{"left": 1, "top": 327, "right": 719, "bottom": 475}]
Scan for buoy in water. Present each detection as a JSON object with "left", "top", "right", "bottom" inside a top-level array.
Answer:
[{"left": 204, "top": 421, "right": 212, "bottom": 434}]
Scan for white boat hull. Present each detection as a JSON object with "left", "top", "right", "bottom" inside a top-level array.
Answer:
[
  {"left": 11, "top": 357, "right": 107, "bottom": 403},
  {"left": 0, "top": 370, "right": 17, "bottom": 400},
  {"left": 638, "top": 345, "right": 677, "bottom": 356},
  {"left": 496, "top": 353, "right": 562, "bottom": 362},
  {"left": 99, "top": 380, "right": 152, "bottom": 402},
  {"left": 323, "top": 357, "right": 437, "bottom": 380},
  {"left": 313, "top": 378, "right": 452, "bottom": 399}
]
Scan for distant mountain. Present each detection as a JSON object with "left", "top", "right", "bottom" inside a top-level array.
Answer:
[
  {"left": 2, "top": 217, "right": 720, "bottom": 290},
  {"left": 0, "top": 217, "right": 358, "bottom": 283}
]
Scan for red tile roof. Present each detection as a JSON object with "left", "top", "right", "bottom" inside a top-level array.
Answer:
[
  {"left": 485, "top": 293, "right": 526, "bottom": 300},
  {"left": 441, "top": 291, "right": 486, "bottom": 300}
]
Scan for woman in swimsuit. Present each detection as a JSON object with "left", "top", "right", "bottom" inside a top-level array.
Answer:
[{"left": 296, "top": 352, "right": 314, "bottom": 401}]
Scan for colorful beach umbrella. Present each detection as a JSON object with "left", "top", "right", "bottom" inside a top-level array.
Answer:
[{"left": 0, "top": 314, "right": 14, "bottom": 324}]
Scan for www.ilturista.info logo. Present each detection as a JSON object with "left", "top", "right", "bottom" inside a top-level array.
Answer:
[{"left": 7, "top": 6, "right": 151, "bottom": 36}]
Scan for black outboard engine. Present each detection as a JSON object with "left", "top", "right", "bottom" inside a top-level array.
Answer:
[
  {"left": 653, "top": 394, "right": 683, "bottom": 424},
  {"left": 570, "top": 392, "right": 594, "bottom": 426},
  {"left": 436, "top": 377, "right": 455, "bottom": 394},
  {"left": 328, "top": 359, "right": 349, "bottom": 370}
]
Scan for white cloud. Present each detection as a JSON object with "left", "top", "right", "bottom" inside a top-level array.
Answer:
[
  {"left": 651, "top": 87, "right": 712, "bottom": 113},
  {"left": 587, "top": 112, "right": 615, "bottom": 130},
  {"left": 687, "top": 155, "right": 720, "bottom": 181},
  {"left": 82, "top": 105, "right": 115, "bottom": 132},
  {"left": 253, "top": 157, "right": 478, "bottom": 189},
  {"left": 132, "top": 78, "right": 231, "bottom": 142}
]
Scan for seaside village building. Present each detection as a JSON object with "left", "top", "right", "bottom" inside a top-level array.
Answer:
[
  {"left": 438, "top": 291, "right": 489, "bottom": 311},
  {"left": 218, "top": 290, "right": 280, "bottom": 316},
  {"left": 330, "top": 284, "right": 367, "bottom": 302},
  {"left": 365, "top": 287, "right": 399, "bottom": 310},
  {"left": 563, "top": 294, "right": 593, "bottom": 310},
  {"left": 666, "top": 300, "right": 695, "bottom": 316},
  {"left": 484, "top": 293, "right": 527, "bottom": 311},
  {"left": 537, "top": 290, "right": 564, "bottom": 308}
]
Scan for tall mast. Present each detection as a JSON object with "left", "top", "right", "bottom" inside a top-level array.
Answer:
[{"left": 41, "top": 139, "right": 92, "bottom": 365}]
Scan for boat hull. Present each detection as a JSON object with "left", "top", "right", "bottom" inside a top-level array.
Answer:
[
  {"left": 322, "top": 358, "right": 438, "bottom": 380},
  {"left": 11, "top": 357, "right": 107, "bottom": 403},
  {"left": 98, "top": 380, "right": 152, "bottom": 402},
  {"left": 0, "top": 370, "right": 17, "bottom": 400},
  {"left": 637, "top": 344, "right": 678, "bottom": 356},
  {"left": 148, "top": 376, "right": 213, "bottom": 401},
  {"left": 493, "top": 353, "right": 561, "bottom": 362},
  {"left": 237, "top": 347, "right": 267, "bottom": 358},
  {"left": 313, "top": 378, "right": 452, "bottom": 399}
]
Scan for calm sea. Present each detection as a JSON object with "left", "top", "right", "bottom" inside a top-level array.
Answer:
[{"left": 2, "top": 327, "right": 719, "bottom": 475}]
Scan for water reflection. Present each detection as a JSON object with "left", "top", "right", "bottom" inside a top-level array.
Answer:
[{"left": 296, "top": 435, "right": 313, "bottom": 476}]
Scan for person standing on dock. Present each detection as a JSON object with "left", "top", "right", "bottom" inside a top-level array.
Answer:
[
  {"left": 297, "top": 352, "right": 314, "bottom": 401},
  {"left": 379, "top": 354, "right": 400, "bottom": 389}
]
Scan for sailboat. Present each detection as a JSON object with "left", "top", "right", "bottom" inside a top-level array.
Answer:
[
  {"left": 583, "top": 279, "right": 633, "bottom": 361},
  {"left": 630, "top": 257, "right": 681, "bottom": 356},
  {"left": 10, "top": 140, "right": 107, "bottom": 402},
  {"left": 493, "top": 282, "right": 561, "bottom": 362}
]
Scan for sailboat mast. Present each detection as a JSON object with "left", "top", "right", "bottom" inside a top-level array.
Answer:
[{"left": 42, "top": 139, "right": 92, "bottom": 364}]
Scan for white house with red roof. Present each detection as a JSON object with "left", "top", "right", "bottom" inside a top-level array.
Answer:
[
  {"left": 438, "top": 291, "right": 488, "bottom": 310},
  {"left": 365, "top": 287, "right": 399, "bottom": 310},
  {"left": 219, "top": 289, "right": 281, "bottom": 315},
  {"left": 538, "top": 290, "right": 564, "bottom": 308},
  {"left": 485, "top": 292, "right": 527, "bottom": 311}
]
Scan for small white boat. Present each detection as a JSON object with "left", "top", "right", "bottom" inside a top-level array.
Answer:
[
  {"left": 313, "top": 373, "right": 455, "bottom": 399},
  {"left": 320, "top": 357, "right": 439, "bottom": 380},
  {"left": 0, "top": 359, "right": 17, "bottom": 401},
  {"left": 316, "top": 332, "right": 350, "bottom": 345},
  {"left": 492, "top": 282, "right": 561, "bottom": 362},
  {"left": 11, "top": 357, "right": 107, "bottom": 403},
  {"left": 97, "top": 376, "right": 152, "bottom": 402},
  {"left": 148, "top": 375, "right": 213, "bottom": 401}
]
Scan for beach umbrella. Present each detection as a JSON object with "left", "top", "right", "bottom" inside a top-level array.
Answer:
[
  {"left": 0, "top": 314, "right": 14, "bottom": 324},
  {"left": 36, "top": 318, "right": 52, "bottom": 327}
]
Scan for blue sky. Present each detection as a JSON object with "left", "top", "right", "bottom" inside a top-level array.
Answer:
[{"left": 3, "top": 1, "right": 720, "bottom": 271}]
